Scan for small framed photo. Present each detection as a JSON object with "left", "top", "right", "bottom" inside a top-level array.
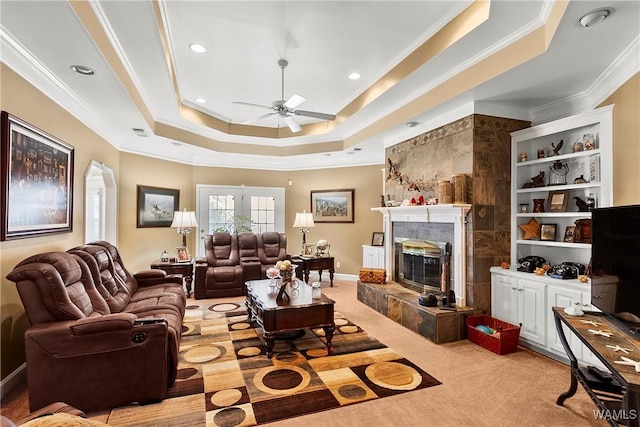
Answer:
[
  {"left": 371, "top": 232, "right": 384, "bottom": 246},
  {"left": 563, "top": 225, "right": 576, "bottom": 243},
  {"left": 540, "top": 224, "right": 557, "bottom": 241},
  {"left": 548, "top": 190, "right": 569, "bottom": 212},
  {"left": 303, "top": 244, "right": 315, "bottom": 257},
  {"left": 176, "top": 246, "right": 189, "bottom": 262}
]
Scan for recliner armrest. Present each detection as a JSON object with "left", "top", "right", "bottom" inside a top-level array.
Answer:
[
  {"left": 135, "top": 270, "right": 183, "bottom": 286},
  {"left": 70, "top": 313, "right": 137, "bottom": 335}
]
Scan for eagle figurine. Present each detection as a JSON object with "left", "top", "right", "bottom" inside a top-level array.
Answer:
[{"left": 574, "top": 196, "right": 589, "bottom": 212}]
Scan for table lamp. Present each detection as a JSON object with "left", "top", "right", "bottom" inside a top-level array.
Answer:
[
  {"left": 293, "top": 210, "right": 314, "bottom": 255},
  {"left": 170, "top": 209, "right": 198, "bottom": 255}
]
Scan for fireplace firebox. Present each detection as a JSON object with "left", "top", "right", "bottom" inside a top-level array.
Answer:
[{"left": 394, "top": 238, "right": 451, "bottom": 295}]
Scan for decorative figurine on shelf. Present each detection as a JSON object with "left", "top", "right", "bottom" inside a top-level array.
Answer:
[
  {"left": 160, "top": 250, "right": 170, "bottom": 262},
  {"left": 574, "top": 197, "right": 589, "bottom": 212},
  {"left": 551, "top": 139, "right": 564, "bottom": 156},
  {"left": 522, "top": 171, "right": 546, "bottom": 188},
  {"left": 573, "top": 175, "right": 588, "bottom": 184}
]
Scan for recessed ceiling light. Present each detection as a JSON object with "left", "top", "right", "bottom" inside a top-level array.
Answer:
[
  {"left": 579, "top": 9, "right": 611, "bottom": 28},
  {"left": 195, "top": 98, "right": 206, "bottom": 104},
  {"left": 189, "top": 43, "right": 207, "bottom": 53},
  {"left": 406, "top": 121, "right": 419, "bottom": 128},
  {"left": 348, "top": 72, "right": 361, "bottom": 80},
  {"left": 70, "top": 65, "right": 95, "bottom": 76}
]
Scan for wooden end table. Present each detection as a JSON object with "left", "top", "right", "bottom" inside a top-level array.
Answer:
[
  {"left": 292, "top": 256, "right": 335, "bottom": 287},
  {"left": 245, "top": 279, "right": 335, "bottom": 358},
  {"left": 150, "top": 259, "right": 194, "bottom": 297}
]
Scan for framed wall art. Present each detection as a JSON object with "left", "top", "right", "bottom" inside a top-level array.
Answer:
[
  {"left": 1, "top": 111, "right": 74, "bottom": 240},
  {"left": 310, "top": 189, "right": 354, "bottom": 223},
  {"left": 137, "top": 185, "right": 179, "bottom": 228}
]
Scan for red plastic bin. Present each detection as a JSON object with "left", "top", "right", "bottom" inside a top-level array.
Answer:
[{"left": 466, "top": 315, "right": 521, "bottom": 355}]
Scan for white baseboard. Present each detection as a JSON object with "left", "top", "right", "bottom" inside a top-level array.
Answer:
[{"left": 0, "top": 363, "right": 26, "bottom": 400}]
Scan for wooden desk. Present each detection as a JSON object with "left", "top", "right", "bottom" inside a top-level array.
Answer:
[
  {"left": 150, "top": 259, "right": 193, "bottom": 297},
  {"left": 553, "top": 307, "right": 640, "bottom": 426},
  {"left": 245, "top": 279, "right": 335, "bottom": 358},
  {"left": 292, "top": 256, "right": 335, "bottom": 287}
]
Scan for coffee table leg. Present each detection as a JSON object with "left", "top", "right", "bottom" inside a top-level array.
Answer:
[
  {"left": 264, "top": 331, "right": 276, "bottom": 358},
  {"left": 323, "top": 324, "right": 335, "bottom": 355}
]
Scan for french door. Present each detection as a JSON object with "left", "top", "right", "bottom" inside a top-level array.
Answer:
[{"left": 195, "top": 185, "right": 285, "bottom": 258}]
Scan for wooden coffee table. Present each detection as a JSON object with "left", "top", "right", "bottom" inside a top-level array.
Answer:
[{"left": 245, "top": 279, "right": 335, "bottom": 358}]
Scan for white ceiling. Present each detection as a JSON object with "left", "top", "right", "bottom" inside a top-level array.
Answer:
[{"left": 1, "top": 1, "right": 638, "bottom": 171}]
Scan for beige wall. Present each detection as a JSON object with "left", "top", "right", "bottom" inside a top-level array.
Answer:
[
  {"left": 0, "top": 65, "right": 120, "bottom": 378},
  {"left": 599, "top": 72, "right": 640, "bottom": 205}
]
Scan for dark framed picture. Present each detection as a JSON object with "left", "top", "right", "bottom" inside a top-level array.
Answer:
[
  {"left": 1, "top": 111, "right": 74, "bottom": 240},
  {"left": 137, "top": 185, "right": 179, "bottom": 228},
  {"left": 310, "top": 189, "right": 354, "bottom": 223},
  {"left": 548, "top": 190, "right": 570, "bottom": 212},
  {"left": 371, "top": 232, "right": 384, "bottom": 246},
  {"left": 563, "top": 225, "right": 576, "bottom": 243},
  {"left": 540, "top": 223, "right": 557, "bottom": 241}
]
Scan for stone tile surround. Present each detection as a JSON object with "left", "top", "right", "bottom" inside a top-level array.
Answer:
[
  {"left": 357, "top": 280, "right": 473, "bottom": 344},
  {"left": 384, "top": 114, "right": 530, "bottom": 314}
]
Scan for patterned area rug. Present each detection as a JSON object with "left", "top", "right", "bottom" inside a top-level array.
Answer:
[{"left": 108, "top": 302, "right": 441, "bottom": 426}]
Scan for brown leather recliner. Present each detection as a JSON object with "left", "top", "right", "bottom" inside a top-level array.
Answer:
[
  {"left": 257, "top": 231, "right": 288, "bottom": 277},
  {"left": 5, "top": 250, "right": 185, "bottom": 413},
  {"left": 238, "top": 232, "right": 262, "bottom": 282},
  {"left": 195, "top": 232, "right": 245, "bottom": 298}
]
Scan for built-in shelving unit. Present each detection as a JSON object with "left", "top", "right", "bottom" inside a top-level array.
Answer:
[
  {"left": 491, "top": 105, "right": 613, "bottom": 367},
  {"left": 511, "top": 105, "right": 613, "bottom": 267}
]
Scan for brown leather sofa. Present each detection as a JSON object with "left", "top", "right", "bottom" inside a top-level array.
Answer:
[
  {"left": 194, "top": 231, "right": 288, "bottom": 299},
  {"left": 5, "top": 244, "right": 186, "bottom": 413}
]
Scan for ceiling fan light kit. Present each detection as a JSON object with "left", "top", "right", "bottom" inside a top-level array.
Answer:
[{"left": 234, "top": 59, "right": 336, "bottom": 133}]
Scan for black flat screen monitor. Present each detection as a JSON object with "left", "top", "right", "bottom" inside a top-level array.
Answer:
[{"left": 591, "top": 204, "right": 640, "bottom": 335}]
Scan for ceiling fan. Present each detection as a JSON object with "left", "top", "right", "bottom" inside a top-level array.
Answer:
[{"left": 233, "top": 59, "right": 336, "bottom": 133}]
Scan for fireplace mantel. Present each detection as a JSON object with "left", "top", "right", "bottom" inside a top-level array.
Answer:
[{"left": 371, "top": 204, "right": 472, "bottom": 306}]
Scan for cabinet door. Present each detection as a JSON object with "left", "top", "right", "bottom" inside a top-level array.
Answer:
[
  {"left": 547, "top": 285, "right": 583, "bottom": 359},
  {"left": 517, "top": 278, "right": 546, "bottom": 345},
  {"left": 492, "top": 273, "right": 517, "bottom": 325}
]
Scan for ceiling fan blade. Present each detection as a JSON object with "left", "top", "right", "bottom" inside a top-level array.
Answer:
[
  {"left": 294, "top": 110, "right": 337, "bottom": 121},
  {"left": 284, "top": 94, "right": 305, "bottom": 110},
  {"left": 233, "top": 101, "right": 274, "bottom": 110},
  {"left": 243, "top": 112, "right": 277, "bottom": 125},
  {"left": 284, "top": 115, "right": 301, "bottom": 133}
]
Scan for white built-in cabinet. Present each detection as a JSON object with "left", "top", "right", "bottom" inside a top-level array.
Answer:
[
  {"left": 490, "top": 106, "right": 613, "bottom": 367},
  {"left": 362, "top": 245, "right": 385, "bottom": 269}
]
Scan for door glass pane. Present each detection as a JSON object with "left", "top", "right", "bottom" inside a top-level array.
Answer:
[{"left": 208, "top": 194, "right": 235, "bottom": 233}]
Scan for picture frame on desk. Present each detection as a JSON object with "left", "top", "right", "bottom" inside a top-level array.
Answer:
[
  {"left": 176, "top": 246, "right": 190, "bottom": 262},
  {"left": 303, "top": 244, "right": 315, "bottom": 257},
  {"left": 1, "top": 111, "right": 74, "bottom": 241}
]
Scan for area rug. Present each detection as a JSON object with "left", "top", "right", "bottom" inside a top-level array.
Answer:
[{"left": 107, "top": 302, "right": 441, "bottom": 426}]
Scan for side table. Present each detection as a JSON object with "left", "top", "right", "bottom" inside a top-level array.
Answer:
[
  {"left": 292, "top": 256, "right": 335, "bottom": 287},
  {"left": 150, "top": 259, "right": 194, "bottom": 297}
]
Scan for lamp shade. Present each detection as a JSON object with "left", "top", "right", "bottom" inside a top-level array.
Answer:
[
  {"left": 170, "top": 209, "right": 198, "bottom": 229},
  {"left": 293, "top": 211, "right": 314, "bottom": 228}
]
